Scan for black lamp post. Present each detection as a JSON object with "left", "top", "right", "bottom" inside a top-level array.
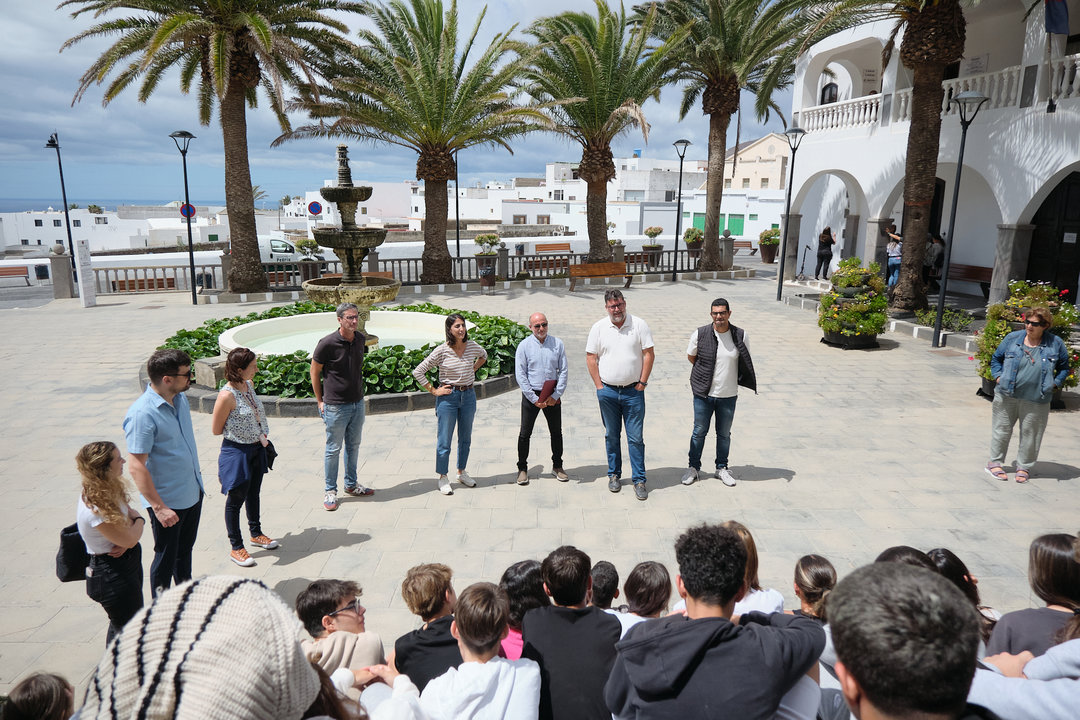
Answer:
[
  {"left": 45, "top": 133, "right": 77, "bottom": 279},
  {"left": 776, "top": 126, "right": 805, "bottom": 301},
  {"left": 169, "top": 130, "right": 198, "bottom": 306},
  {"left": 454, "top": 150, "right": 461, "bottom": 264},
  {"left": 672, "top": 138, "right": 691, "bottom": 282},
  {"left": 933, "top": 90, "right": 989, "bottom": 348}
]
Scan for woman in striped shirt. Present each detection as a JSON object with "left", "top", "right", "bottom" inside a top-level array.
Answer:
[{"left": 412, "top": 313, "right": 488, "bottom": 495}]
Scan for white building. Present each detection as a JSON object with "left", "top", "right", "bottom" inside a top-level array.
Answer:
[{"left": 787, "top": 0, "right": 1080, "bottom": 299}]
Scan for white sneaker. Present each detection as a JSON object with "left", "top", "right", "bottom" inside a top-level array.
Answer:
[
  {"left": 323, "top": 491, "right": 338, "bottom": 511},
  {"left": 681, "top": 468, "right": 699, "bottom": 485},
  {"left": 717, "top": 468, "right": 737, "bottom": 487},
  {"left": 438, "top": 474, "right": 453, "bottom": 495},
  {"left": 457, "top": 470, "right": 476, "bottom": 488}
]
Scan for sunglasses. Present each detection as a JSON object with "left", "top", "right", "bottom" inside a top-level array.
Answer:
[
  {"left": 166, "top": 371, "right": 194, "bottom": 379},
  {"left": 533, "top": 322, "right": 548, "bottom": 328},
  {"left": 328, "top": 597, "right": 363, "bottom": 617},
  {"left": 1024, "top": 319, "right": 1048, "bottom": 327}
]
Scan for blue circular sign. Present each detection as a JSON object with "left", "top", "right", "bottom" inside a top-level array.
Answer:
[
  {"left": 308, "top": 201, "right": 322, "bottom": 215},
  {"left": 180, "top": 203, "right": 196, "bottom": 218}
]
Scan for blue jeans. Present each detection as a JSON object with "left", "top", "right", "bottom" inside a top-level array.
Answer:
[
  {"left": 689, "top": 395, "right": 737, "bottom": 471},
  {"left": 322, "top": 401, "right": 365, "bottom": 492},
  {"left": 597, "top": 384, "right": 646, "bottom": 484},
  {"left": 436, "top": 388, "right": 476, "bottom": 475},
  {"left": 887, "top": 257, "right": 901, "bottom": 288}
]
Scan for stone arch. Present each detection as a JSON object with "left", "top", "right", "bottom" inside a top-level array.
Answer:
[
  {"left": 1016, "top": 160, "right": 1080, "bottom": 224},
  {"left": 791, "top": 169, "right": 870, "bottom": 265},
  {"left": 800, "top": 37, "right": 886, "bottom": 109}
]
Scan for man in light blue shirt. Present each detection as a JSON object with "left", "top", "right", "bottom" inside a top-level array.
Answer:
[
  {"left": 514, "top": 312, "right": 569, "bottom": 485},
  {"left": 123, "top": 349, "right": 204, "bottom": 596}
]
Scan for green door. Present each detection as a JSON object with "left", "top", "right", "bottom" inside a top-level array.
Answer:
[
  {"left": 727, "top": 214, "right": 744, "bottom": 235},
  {"left": 693, "top": 213, "right": 706, "bottom": 230}
]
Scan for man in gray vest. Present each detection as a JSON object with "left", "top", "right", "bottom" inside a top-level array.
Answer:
[{"left": 682, "top": 298, "right": 756, "bottom": 487}]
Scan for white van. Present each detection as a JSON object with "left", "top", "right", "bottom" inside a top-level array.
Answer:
[{"left": 259, "top": 237, "right": 302, "bottom": 263}]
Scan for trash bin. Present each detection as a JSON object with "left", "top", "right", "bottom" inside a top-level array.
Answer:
[
  {"left": 479, "top": 265, "right": 496, "bottom": 288},
  {"left": 35, "top": 265, "right": 50, "bottom": 280},
  {"left": 515, "top": 243, "right": 525, "bottom": 256},
  {"left": 196, "top": 272, "right": 215, "bottom": 289}
]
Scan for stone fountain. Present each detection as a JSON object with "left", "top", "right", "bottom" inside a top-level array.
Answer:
[{"left": 302, "top": 145, "right": 401, "bottom": 338}]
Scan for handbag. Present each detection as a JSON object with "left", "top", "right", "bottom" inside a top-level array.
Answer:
[
  {"left": 242, "top": 381, "right": 276, "bottom": 471},
  {"left": 56, "top": 523, "right": 90, "bottom": 582},
  {"left": 264, "top": 439, "right": 278, "bottom": 470}
]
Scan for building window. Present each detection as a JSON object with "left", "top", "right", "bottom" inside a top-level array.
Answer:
[
  {"left": 665, "top": 190, "right": 676, "bottom": 202},
  {"left": 568, "top": 196, "right": 576, "bottom": 201},
  {"left": 95, "top": 217, "right": 108, "bottom": 225},
  {"left": 34, "top": 219, "right": 43, "bottom": 227},
  {"left": 361, "top": 207, "right": 367, "bottom": 214},
  {"left": 513, "top": 215, "right": 527, "bottom": 224},
  {"left": 21, "top": 239, "right": 28, "bottom": 245},
  {"left": 72, "top": 220, "right": 81, "bottom": 227},
  {"left": 742, "top": 178, "right": 751, "bottom": 188},
  {"left": 571, "top": 169, "right": 580, "bottom": 180},
  {"left": 53, "top": 219, "right": 62, "bottom": 227},
  {"left": 413, "top": 206, "right": 419, "bottom": 213},
  {"left": 208, "top": 234, "right": 219, "bottom": 242},
  {"left": 553, "top": 190, "right": 564, "bottom": 201},
  {"left": 724, "top": 179, "right": 732, "bottom": 189},
  {"left": 821, "top": 82, "right": 838, "bottom": 105},
  {"left": 537, "top": 215, "right": 551, "bottom": 224},
  {"left": 37, "top": 239, "right": 43, "bottom": 245},
  {"left": 749, "top": 214, "right": 758, "bottom": 221},
  {"left": 760, "top": 178, "right": 769, "bottom": 189}
]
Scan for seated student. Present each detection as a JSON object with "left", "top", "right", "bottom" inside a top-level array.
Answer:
[
  {"left": 829, "top": 562, "right": 997, "bottom": 720},
  {"left": 522, "top": 545, "right": 622, "bottom": 720},
  {"left": 2, "top": 672, "right": 73, "bottom": 720},
  {"left": 499, "top": 559, "right": 549, "bottom": 660},
  {"left": 614, "top": 561, "right": 672, "bottom": 638},
  {"left": 591, "top": 560, "right": 622, "bottom": 610},
  {"left": 418, "top": 582, "right": 541, "bottom": 719},
  {"left": 605, "top": 524, "right": 824, "bottom": 719},
  {"left": 724, "top": 520, "right": 784, "bottom": 614},
  {"left": 394, "top": 563, "right": 464, "bottom": 692},
  {"left": 968, "top": 638, "right": 1080, "bottom": 720},
  {"left": 875, "top": 544, "right": 938, "bottom": 571},
  {"left": 296, "top": 578, "right": 385, "bottom": 702}
]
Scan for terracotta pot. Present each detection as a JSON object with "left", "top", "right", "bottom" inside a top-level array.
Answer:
[{"left": 759, "top": 243, "right": 778, "bottom": 264}]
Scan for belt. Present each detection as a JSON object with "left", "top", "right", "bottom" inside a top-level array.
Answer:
[
  {"left": 602, "top": 381, "right": 637, "bottom": 390},
  {"left": 450, "top": 384, "right": 474, "bottom": 391}
]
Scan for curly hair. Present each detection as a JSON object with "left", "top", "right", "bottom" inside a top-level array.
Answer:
[
  {"left": 76, "top": 441, "right": 130, "bottom": 525},
  {"left": 675, "top": 524, "right": 746, "bottom": 606}
]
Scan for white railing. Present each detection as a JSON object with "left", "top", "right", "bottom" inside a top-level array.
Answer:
[
  {"left": 1049, "top": 52, "right": 1080, "bottom": 102},
  {"left": 941, "top": 65, "right": 1023, "bottom": 116},
  {"left": 800, "top": 94, "right": 882, "bottom": 132},
  {"left": 93, "top": 264, "right": 223, "bottom": 294}
]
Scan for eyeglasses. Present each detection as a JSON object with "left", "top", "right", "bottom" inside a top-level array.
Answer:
[
  {"left": 710, "top": 311, "right": 730, "bottom": 317},
  {"left": 166, "top": 371, "right": 194, "bottom": 379},
  {"left": 328, "top": 597, "right": 363, "bottom": 617},
  {"left": 606, "top": 302, "right": 625, "bottom": 309},
  {"left": 1024, "top": 319, "right": 1048, "bottom": 327},
  {"left": 533, "top": 322, "right": 548, "bottom": 328},
  {"left": 342, "top": 314, "right": 359, "bottom": 321}
]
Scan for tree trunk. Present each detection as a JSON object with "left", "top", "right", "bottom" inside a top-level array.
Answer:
[
  {"left": 701, "top": 110, "right": 731, "bottom": 271},
  {"left": 221, "top": 81, "right": 267, "bottom": 293},
  {"left": 890, "top": 60, "right": 945, "bottom": 312},
  {"left": 585, "top": 177, "right": 613, "bottom": 263},
  {"left": 421, "top": 178, "right": 453, "bottom": 284}
]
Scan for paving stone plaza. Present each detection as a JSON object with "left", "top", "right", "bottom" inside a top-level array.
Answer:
[{"left": 1, "top": 270, "right": 1077, "bottom": 694}]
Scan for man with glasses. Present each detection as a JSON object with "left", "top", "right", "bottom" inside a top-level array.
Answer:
[
  {"left": 586, "top": 290, "right": 655, "bottom": 500},
  {"left": 311, "top": 302, "right": 373, "bottom": 511},
  {"left": 514, "top": 312, "right": 570, "bottom": 485},
  {"left": 123, "top": 348, "right": 204, "bottom": 596},
  {"left": 682, "top": 298, "right": 756, "bottom": 488},
  {"left": 296, "top": 579, "right": 384, "bottom": 702}
]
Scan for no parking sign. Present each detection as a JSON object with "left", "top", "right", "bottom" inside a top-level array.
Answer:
[
  {"left": 180, "top": 203, "right": 195, "bottom": 218},
  {"left": 308, "top": 201, "right": 322, "bottom": 216}
]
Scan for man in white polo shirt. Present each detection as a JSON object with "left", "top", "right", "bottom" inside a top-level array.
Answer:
[{"left": 585, "top": 290, "right": 655, "bottom": 501}]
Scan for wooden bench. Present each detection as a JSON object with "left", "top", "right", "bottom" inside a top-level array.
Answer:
[
  {"left": 525, "top": 242, "right": 573, "bottom": 271},
  {"left": 733, "top": 240, "right": 757, "bottom": 255},
  {"left": 569, "top": 262, "right": 633, "bottom": 292},
  {"left": 947, "top": 263, "right": 992, "bottom": 299},
  {"left": 0, "top": 266, "right": 31, "bottom": 286},
  {"left": 112, "top": 276, "right": 176, "bottom": 292},
  {"left": 535, "top": 242, "right": 571, "bottom": 254}
]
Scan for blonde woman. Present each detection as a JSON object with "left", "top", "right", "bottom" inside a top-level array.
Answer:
[{"left": 75, "top": 441, "right": 145, "bottom": 645}]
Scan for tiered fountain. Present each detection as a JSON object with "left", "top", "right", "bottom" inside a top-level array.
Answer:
[{"left": 302, "top": 145, "right": 401, "bottom": 341}]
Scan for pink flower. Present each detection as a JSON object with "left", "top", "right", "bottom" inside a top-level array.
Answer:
[{"left": 968, "top": 356, "right": 974, "bottom": 361}]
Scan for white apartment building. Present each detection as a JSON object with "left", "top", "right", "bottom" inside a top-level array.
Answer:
[{"left": 787, "top": 0, "right": 1080, "bottom": 300}]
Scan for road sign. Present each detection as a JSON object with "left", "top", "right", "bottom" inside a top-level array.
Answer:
[
  {"left": 308, "top": 201, "right": 322, "bottom": 215},
  {"left": 180, "top": 203, "right": 195, "bottom": 218}
]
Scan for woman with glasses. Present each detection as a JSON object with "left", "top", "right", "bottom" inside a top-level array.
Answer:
[
  {"left": 412, "top": 313, "right": 487, "bottom": 495},
  {"left": 986, "top": 306, "right": 1071, "bottom": 483},
  {"left": 211, "top": 347, "right": 277, "bottom": 567}
]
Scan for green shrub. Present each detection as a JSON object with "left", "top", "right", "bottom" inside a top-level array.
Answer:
[
  {"left": 758, "top": 228, "right": 780, "bottom": 246},
  {"left": 913, "top": 306, "right": 975, "bottom": 333},
  {"left": 683, "top": 227, "right": 704, "bottom": 243},
  {"left": 818, "top": 257, "right": 888, "bottom": 337}
]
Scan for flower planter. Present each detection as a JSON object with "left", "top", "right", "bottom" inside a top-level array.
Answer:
[
  {"left": 821, "top": 330, "right": 879, "bottom": 349},
  {"left": 642, "top": 245, "right": 663, "bottom": 267},
  {"left": 759, "top": 244, "right": 778, "bottom": 264},
  {"left": 476, "top": 255, "right": 497, "bottom": 287},
  {"left": 685, "top": 239, "right": 704, "bottom": 261},
  {"left": 835, "top": 284, "right": 873, "bottom": 297}
]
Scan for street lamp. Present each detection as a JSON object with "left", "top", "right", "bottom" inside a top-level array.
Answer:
[
  {"left": 672, "top": 138, "right": 691, "bottom": 282},
  {"left": 169, "top": 130, "right": 198, "bottom": 306},
  {"left": 933, "top": 90, "right": 989, "bottom": 348},
  {"left": 45, "top": 133, "right": 77, "bottom": 279},
  {"left": 776, "top": 126, "right": 805, "bottom": 301}
]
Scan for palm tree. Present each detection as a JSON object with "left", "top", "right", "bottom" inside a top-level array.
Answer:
[
  {"left": 525, "top": 1, "right": 686, "bottom": 262},
  {"left": 59, "top": 0, "right": 363, "bottom": 293},
  {"left": 252, "top": 185, "right": 268, "bottom": 205},
  {"left": 281, "top": 0, "right": 551, "bottom": 284},
  {"left": 805, "top": 0, "right": 966, "bottom": 310},
  {"left": 640, "top": 0, "right": 847, "bottom": 271}
]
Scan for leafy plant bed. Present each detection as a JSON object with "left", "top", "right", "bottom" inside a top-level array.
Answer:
[
  {"left": 913, "top": 306, "right": 975, "bottom": 333},
  {"left": 160, "top": 301, "right": 528, "bottom": 398},
  {"left": 818, "top": 257, "right": 887, "bottom": 344}
]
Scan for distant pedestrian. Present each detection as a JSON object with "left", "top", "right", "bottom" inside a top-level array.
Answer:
[
  {"left": 886, "top": 224, "right": 903, "bottom": 290},
  {"left": 413, "top": 313, "right": 488, "bottom": 495},
  {"left": 211, "top": 347, "right": 277, "bottom": 568},
  {"left": 585, "top": 290, "right": 654, "bottom": 500},
  {"left": 815, "top": 226, "right": 836, "bottom": 280},
  {"left": 311, "top": 302, "right": 374, "bottom": 512},
  {"left": 514, "top": 312, "right": 569, "bottom": 485}
]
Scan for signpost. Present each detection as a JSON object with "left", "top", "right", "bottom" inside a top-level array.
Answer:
[{"left": 308, "top": 201, "right": 323, "bottom": 216}]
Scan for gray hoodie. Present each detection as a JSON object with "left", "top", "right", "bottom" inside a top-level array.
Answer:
[{"left": 967, "top": 638, "right": 1080, "bottom": 720}]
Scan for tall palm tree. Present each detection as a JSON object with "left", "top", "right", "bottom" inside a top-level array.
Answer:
[
  {"left": 59, "top": 0, "right": 363, "bottom": 293},
  {"left": 640, "top": 0, "right": 848, "bottom": 271},
  {"left": 525, "top": 1, "right": 686, "bottom": 262},
  {"left": 281, "top": 0, "right": 551, "bottom": 284},
  {"left": 804, "top": 0, "right": 966, "bottom": 310}
]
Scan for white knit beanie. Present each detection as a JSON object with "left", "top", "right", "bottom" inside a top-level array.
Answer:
[{"left": 80, "top": 576, "right": 320, "bottom": 720}]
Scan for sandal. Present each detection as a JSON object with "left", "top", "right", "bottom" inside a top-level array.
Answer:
[
  {"left": 984, "top": 463, "right": 1008, "bottom": 481},
  {"left": 1016, "top": 468, "right": 1030, "bottom": 484}
]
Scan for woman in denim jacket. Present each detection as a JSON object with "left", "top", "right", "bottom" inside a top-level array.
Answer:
[{"left": 986, "top": 306, "right": 1070, "bottom": 483}]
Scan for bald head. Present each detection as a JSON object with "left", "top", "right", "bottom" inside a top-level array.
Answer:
[{"left": 529, "top": 313, "right": 549, "bottom": 341}]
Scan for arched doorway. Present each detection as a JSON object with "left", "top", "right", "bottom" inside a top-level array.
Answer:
[{"left": 1026, "top": 171, "right": 1080, "bottom": 298}]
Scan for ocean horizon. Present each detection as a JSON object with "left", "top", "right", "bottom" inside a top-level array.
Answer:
[{"left": 0, "top": 198, "right": 227, "bottom": 213}]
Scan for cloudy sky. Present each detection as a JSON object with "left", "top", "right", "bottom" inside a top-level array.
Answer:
[{"left": 2, "top": 1, "right": 789, "bottom": 208}]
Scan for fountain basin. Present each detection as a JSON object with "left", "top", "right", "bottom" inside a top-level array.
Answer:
[
  {"left": 219, "top": 310, "right": 472, "bottom": 356},
  {"left": 311, "top": 227, "right": 388, "bottom": 250},
  {"left": 302, "top": 275, "right": 401, "bottom": 307}
]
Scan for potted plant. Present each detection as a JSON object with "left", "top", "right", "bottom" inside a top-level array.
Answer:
[
  {"left": 607, "top": 221, "right": 621, "bottom": 247},
  {"left": 758, "top": 227, "right": 780, "bottom": 264},
  {"left": 639, "top": 226, "right": 664, "bottom": 267},
  {"left": 294, "top": 236, "right": 323, "bottom": 281},
  {"left": 474, "top": 233, "right": 503, "bottom": 287},
  {"left": 683, "top": 227, "right": 704, "bottom": 261},
  {"left": 818, "top": 257, "right": 887, "bottom": 349}
]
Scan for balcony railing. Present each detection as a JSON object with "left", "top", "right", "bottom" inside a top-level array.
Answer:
[
  {"left": 1049, "top": 52, "right": 1080, "bottom": 102},
  {"left": 801, "top": 94, "right": 882, "bottom": 132}
]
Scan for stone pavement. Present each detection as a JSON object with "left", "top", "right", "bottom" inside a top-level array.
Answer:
[{"left": 1, "top": 273, "right": 1078, "bottom": 694}]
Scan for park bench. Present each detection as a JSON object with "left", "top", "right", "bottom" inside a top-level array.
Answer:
[
  {"left": 733, "top": 240, "right": 757, "bottom": 255},
  {"left": 0, "top": 266, "right": 31, "bottom": 286},
  {"left": 112, "top": 276, "right": 176, "bottom": 292},
  {"left": 525, "top": 242, "right": 573, "bottom": 272},
  {"left": 568, "top": 261, "right": 633, "bottom": 292},
  {"left": 947, "top": 263, "right": 992, "bottom": 299}
]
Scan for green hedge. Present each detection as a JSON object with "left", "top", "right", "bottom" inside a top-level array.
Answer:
[{"left": 159, "top": 301, "right": 528, "bottom": 398}]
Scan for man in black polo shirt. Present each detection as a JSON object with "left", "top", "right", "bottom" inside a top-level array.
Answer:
[
  {"left": 681, "top": 297, "right": 756, "bottom": 488},
  {"left": 310, "top": 302, "right": 372, "bottom": 511}
]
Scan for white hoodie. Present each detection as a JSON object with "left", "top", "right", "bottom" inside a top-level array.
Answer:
[{"left": 419, "top": 656, "right": 541, "bottom": 720}]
